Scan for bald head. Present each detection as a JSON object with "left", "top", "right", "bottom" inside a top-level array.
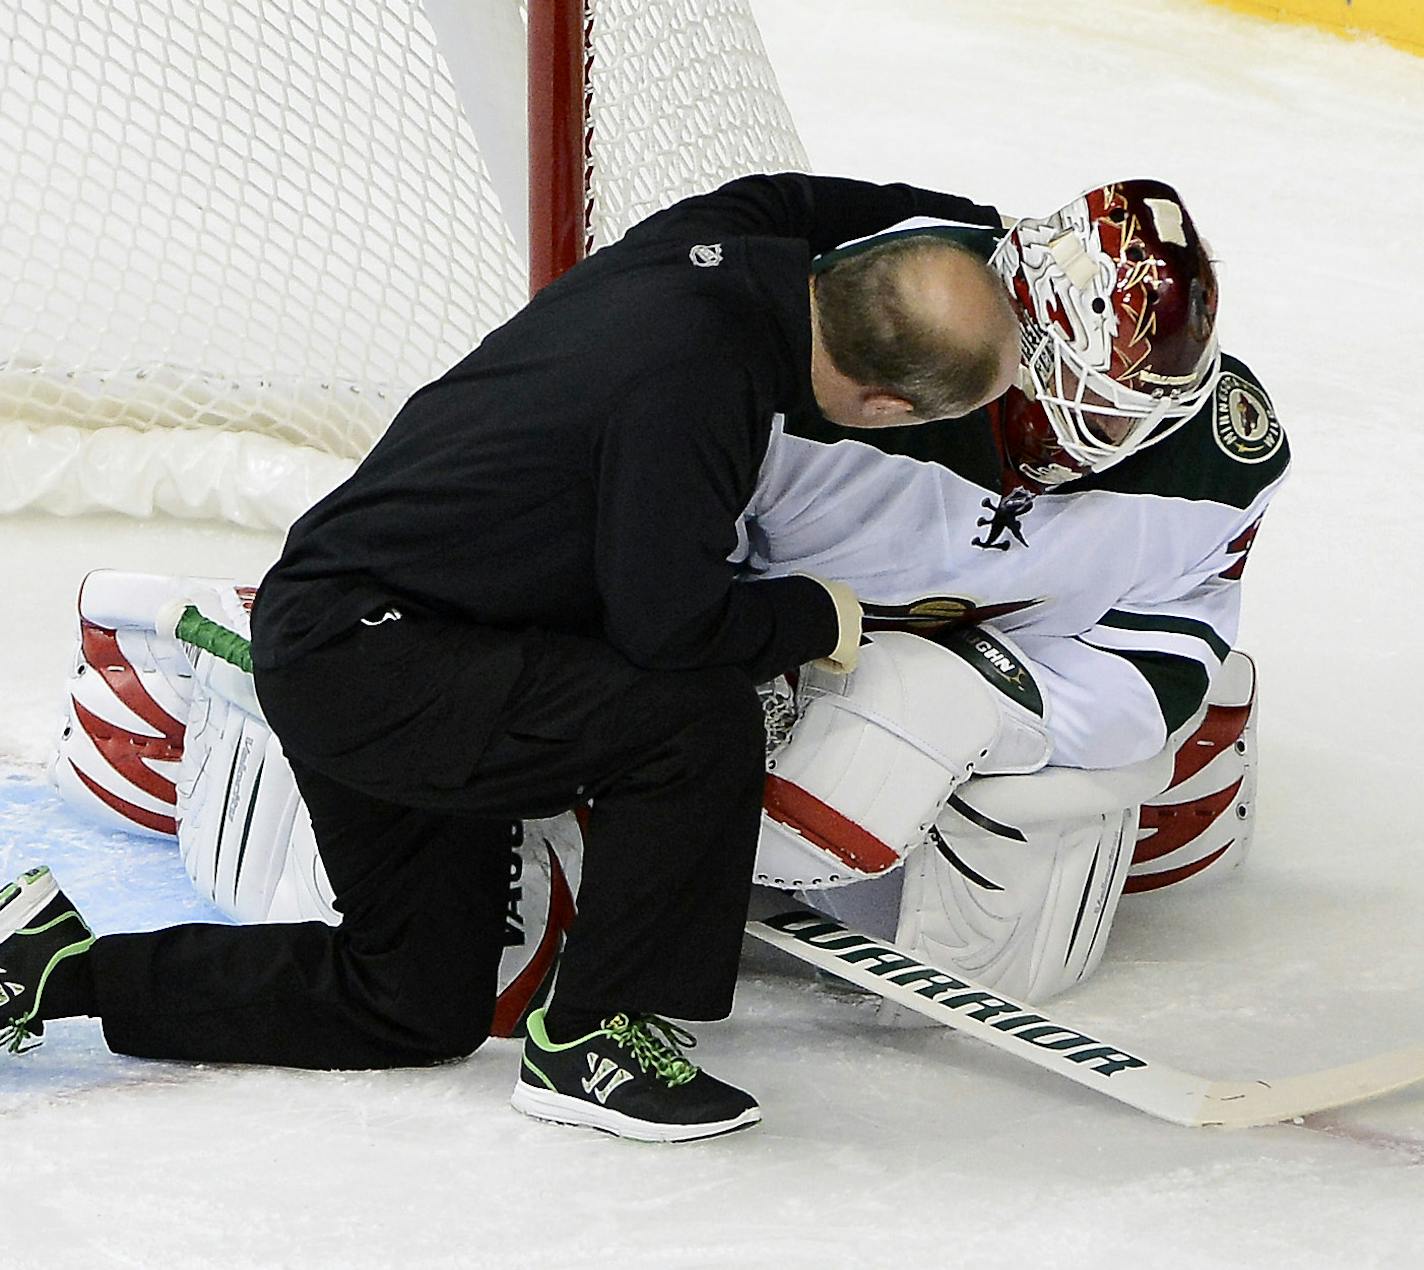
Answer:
[{"left": 811, "top": 236, "right": 1019, "bottom": 428}]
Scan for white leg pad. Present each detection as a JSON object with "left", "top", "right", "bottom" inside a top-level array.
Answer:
[
  {"left": 881, "top": 749, "right": 1172, "bottom": 1019},
  {"left": 756, "top": 631, "right": 1005, "bottom": 889},
  {"left": 49, "top": 570, "right": 206, "bottom": 839},
  {"left": 493, "top": 813, "right": 584, "bottom": 1037},
  {"left": 177, "top": 679, "right": 339, "bottom": 925},
  {"left": 896, "top": 801, "right": 1136, "bottom": 1004},
  {"left": 49, "top": 568, "right": 589, "bottom": 1039},
  {"left": 1128, "top": 650, "right": 1258, "bottom": 894}
]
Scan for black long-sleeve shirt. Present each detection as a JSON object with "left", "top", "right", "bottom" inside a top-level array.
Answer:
[{"left": 250, "top": 173, "right": 1000, "bottom": 683}]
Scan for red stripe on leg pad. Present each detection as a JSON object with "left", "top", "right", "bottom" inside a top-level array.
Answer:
[
  {"left": 71, "top": 699, "right": 180, "bottom": 806},
  {"left": 1123, "top": 844, "right": 1232, "bottom": 893},
  {"left": 81, "top": 623, "right": 187, "bottom": 740},
  {"left": 762, "top": 775, "right": 901, "bottom": 875},
  {"left": 1133, "top": 778, "right": 1243, "bottom": 866},
  {"left": 1170, "top": 702, "right": 1251, "bottom": 787},
  {"left": 70, "top": 761, "right": 178, "bottom": 836}
]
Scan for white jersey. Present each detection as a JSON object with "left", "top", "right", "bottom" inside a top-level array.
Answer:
[{"left": 739, "top": 353, "right": 1289, "bottom": 769}]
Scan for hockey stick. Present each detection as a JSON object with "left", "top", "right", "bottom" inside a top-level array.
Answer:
[
  {"left": 747, "top": 906, "right": 1424, "bottom": 1128},
  {"left": 155, "top": 607, "right": 1424, "bottom": 1126}
]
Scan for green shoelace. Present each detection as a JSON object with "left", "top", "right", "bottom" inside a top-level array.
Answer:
[
  {"left": 1, "top": 1014, "right": 42, "bottom": 1055},
  {"left": 603, "top": 1014, "right": 699, "bottom": 1088}
]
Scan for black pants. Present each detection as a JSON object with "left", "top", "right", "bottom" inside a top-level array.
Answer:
[{"left": 92, "top": 610, "right": 766, "bottom": 1069}]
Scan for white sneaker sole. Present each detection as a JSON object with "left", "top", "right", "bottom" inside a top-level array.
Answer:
[
  {"left": 0, "top": 868, "right": 59, "bottom": 942},
  {"left": 510, "top": 1081, "right": 761, "bottom": 1143}
]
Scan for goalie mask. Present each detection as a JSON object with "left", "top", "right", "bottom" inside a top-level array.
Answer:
[{"left": 990, "top": 180, "right": 1221, "bottom": 491}]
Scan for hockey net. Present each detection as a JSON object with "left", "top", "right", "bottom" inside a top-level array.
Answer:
[{"left": 0, "top": 0, "right": 806, "bottom": 530}]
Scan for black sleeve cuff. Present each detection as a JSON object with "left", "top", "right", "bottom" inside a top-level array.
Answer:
[{"left": 739, "top": 573, "right": 841, "bottom": 683}]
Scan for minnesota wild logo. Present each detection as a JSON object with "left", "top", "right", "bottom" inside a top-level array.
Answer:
[{"left": 1212, "top": 373, "right": 1282, "bottom": 463}]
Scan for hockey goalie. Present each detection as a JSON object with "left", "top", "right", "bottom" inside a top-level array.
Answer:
[
  {"left": 744, "top": 179, "right": 1284, "bottom": 1003},
  {"left": 50, "top": 181, "right": 1285, "bottom": 1027}
]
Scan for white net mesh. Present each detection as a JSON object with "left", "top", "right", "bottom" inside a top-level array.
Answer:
[
  {"left": 586, "top": 0, "right": 806, "bottom": 247},
  {"left": 0, "top": 0, "right": 805, "bottom": 528}
]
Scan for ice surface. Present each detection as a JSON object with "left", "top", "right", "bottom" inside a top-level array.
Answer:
[{"left": 3, "top": 1, "right": 1424, "bottom": 1265}]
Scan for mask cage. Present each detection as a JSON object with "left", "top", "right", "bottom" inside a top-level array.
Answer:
[{"left": 1014, "top": 307, "right": 1221, "bottom": 476}]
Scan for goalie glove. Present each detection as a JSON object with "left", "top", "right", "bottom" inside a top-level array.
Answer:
[{"left": 756, "top": 625, "right": 1053, "bottom": 890}]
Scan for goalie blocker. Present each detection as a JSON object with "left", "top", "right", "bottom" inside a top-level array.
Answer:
[
  {"left": 53, "top": 571, "right": 1259, "bottom": 1020},
  {"left": 757, "top": 626, "right": 1054, "bottom": 890}
]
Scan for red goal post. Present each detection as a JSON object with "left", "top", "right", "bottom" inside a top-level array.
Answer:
[
  {"left": 528, "top": 0, "right": 591, "bottom": 294},
  {"left": 0, "top": 0, "right": 806, "bottom": 529}
]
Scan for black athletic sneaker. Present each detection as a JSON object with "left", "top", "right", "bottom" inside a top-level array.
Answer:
[
  {"left": 0, "top": 867, "right": 95, "bottom": 1053},
  {"left": 511, "top": 1007, "right": 761, "bottom": 1142}
]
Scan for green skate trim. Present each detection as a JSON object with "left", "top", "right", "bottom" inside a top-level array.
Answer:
[
  {"left": 0, "top": 866, "right": 52, "bottom": 912},
  {"left": 2, "top": 917, "right": 95, "bottom": 1055},
  {"left": 523, "top": 1006, "right": 600, "bottom": 1052},
  {"left": 519, "top": 1008, "right": 601, "bottom": 1094},
  {"left": 0, "top": 867, "right": 58, "bottom": 937},
  {"left": 175, "top": 606, "right": 253, "bottom": 672},
  {"left": 520, "top": 1054, "right": 558, "bottom": 1091},
  {"left": 1, "top": 874, "right": 95, "bottom": 1055},
  {"left": 19, "top": 909, "right": 91, "bottom": 939}
]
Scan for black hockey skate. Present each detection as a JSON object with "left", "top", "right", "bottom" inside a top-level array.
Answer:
[
  {"left": 511, "top": 1007, "right": 760, "bottom": 1142},
  {"left": 0, "top": 867, "right": 95, "bottom": 1053}
]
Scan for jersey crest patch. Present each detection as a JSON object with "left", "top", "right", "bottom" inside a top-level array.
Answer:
[{"left": 1212, "top": 373, "right": 1282, "bottom": 464}]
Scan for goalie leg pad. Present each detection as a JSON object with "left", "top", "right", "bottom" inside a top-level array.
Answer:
[
  {"left": 1127, "top": 650, "right": 1258, "bottom": 894},
  {"left": 893, "top": 793, "right": 1138, "bottom": 1006},
  {"left": 492, "top": 812, "right": 583, "bottom": 1038},
  {"left": 53, "top": 569, "right": 590, "bottom": 1041},
  {"left": 881, "top": 750, "right": 1170, "bottom": 1015},
  {"left": 757, "top": 631, "right": 1000, "bottom": 888},
  {"left": 175, "top": 684, "right": 588, "bottom": 1040},
  {"left": 50, "top": 570, "right": 262, "bottom": 839},
  {"left": 50, "top": 571, "right": 204, "bottom": 838},
  {"left": 179, "top": 672, "right": 586, "bottom": 1035},
  {"left": 177, "top": 680, "right": 339, "bottom": 925},
  {"left": 756, "top": 627, "right": 1052, "bottom": 890}
]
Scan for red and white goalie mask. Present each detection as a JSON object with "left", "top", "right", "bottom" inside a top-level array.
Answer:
[{"left": 990, "top": 180, "right": 1222, "bottom": 490}]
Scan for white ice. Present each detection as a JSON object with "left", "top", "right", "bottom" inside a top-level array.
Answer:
[{"left": 3, "top": 1, "right": 1424, "bottom": 1266}]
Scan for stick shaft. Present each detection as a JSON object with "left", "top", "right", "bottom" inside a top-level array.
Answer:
[{"left": 748, "top": 907, "right": 1424, "bottom": 1128}]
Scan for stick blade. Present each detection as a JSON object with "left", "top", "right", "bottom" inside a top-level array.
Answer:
[{"left": 1197, "top": 1046, "right": 1424, "bottom": 1128}]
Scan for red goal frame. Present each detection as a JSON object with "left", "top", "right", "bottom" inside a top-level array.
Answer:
[{"left": 527, "top": 0, "right": 592, "bottom": 294}]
